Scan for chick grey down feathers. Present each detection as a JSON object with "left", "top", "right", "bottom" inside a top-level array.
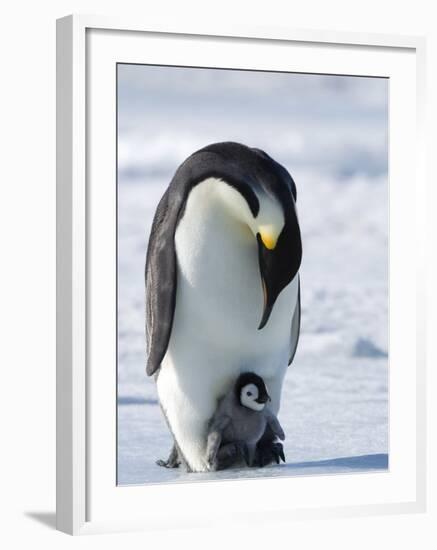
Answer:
[{"left": 206, "top": 375, "right": 285, "bottom": 470}]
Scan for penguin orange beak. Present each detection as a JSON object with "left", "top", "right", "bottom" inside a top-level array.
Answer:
[{"left": 258, "top": 227, "right": 279, "bottom": 251}]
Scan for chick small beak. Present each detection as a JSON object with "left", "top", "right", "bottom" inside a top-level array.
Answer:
[{"left": 256, "top": 395, "right": 269, "bottom": 404}]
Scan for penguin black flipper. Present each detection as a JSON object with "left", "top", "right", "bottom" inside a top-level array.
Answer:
[
  {"left": 145, "top": 187, "right": 179, "bottom": 376},
  {"left": 288, "top": 275, "right": 301, "bottom": 365}
]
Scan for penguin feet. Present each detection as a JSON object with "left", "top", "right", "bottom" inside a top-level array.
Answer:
[
  {"left": 156, "top": 444, "right": 181, "bottom": 469},
  {"left": 254, "top": 440, "right": 286, "bottom": 467},
  {"left": 205, "top": 449, "right": 218, "bottom": 472},
  {"left": 214, "top": 442, "right": 245, "bottom": 470},
  {"left": 156, "top": 458, "right": 180, "bottom": 468}
]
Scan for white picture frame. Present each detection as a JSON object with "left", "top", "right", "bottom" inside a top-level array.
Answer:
[{"left": 56, "top": 14, "right": 427, "bottom": 535}]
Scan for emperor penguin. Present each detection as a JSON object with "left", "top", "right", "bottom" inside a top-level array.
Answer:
[{"left": 145, "top": 142, "right": 302, "bottom": 473}]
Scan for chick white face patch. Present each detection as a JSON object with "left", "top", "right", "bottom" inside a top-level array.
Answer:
[{"left": 240, "top": 383, "right": 265, "bottom": 411}]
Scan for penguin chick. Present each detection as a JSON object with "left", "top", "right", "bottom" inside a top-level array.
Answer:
[{"left": 206, "top": 372, "right": 285, "bottom": 471}]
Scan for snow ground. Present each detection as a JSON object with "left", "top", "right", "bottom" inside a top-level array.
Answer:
[{"left": 116, "top": 66, "right": 389, "bottom": 485}]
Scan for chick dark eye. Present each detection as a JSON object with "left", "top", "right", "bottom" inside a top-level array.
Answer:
[{"left": 247, "top": 391, "right": 252, "bottom": 396}]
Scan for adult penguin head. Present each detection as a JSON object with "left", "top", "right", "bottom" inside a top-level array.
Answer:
[{"left": 184, "top": 142, "right": 303, "bottom": 329}]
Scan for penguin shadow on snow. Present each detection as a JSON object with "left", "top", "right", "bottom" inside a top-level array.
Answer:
[
  {"left": 194, "top": 453, "right": 388, "bottom": 481},
  {"left": 280, "top": 453, "right": 388, "bottom": 473}
]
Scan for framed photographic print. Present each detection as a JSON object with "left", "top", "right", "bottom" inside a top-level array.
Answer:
[{"left": 56, "top": 15, "right": 427, "bottom": 535}]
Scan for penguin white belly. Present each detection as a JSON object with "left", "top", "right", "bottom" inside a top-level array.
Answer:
[{"left": 156, "top": 179, "right": 298, "bottom": 472}]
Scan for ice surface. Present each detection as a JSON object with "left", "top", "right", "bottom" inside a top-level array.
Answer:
[{"left": 116, "top": 66, "right": 388, "bottom": 485}]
